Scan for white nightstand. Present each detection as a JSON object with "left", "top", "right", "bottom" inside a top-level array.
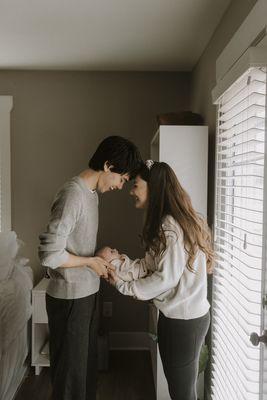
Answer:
[{"left": 31, "top": 277, "right": 50, "bottom": 375}]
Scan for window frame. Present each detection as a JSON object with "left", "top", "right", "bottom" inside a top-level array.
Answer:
[{"left": 0, "top": 96, "right": 13, "bottom": 232}]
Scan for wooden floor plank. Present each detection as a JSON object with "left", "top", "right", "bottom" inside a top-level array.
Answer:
[{"left": 15, "top": 351, "right": 156, "bottom": 400}]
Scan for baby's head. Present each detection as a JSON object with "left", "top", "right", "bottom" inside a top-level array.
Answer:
[{"left": 95, "top": 246, "right": 120, "bottom": 262}]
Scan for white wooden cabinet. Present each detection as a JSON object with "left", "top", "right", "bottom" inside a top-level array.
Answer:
[
  {"left": 149, "top": 125, "right": 208, "bottom": 400},
  {"left": 31, "top": 277, "right": 50, "bottom": 375},
  {"left": 151, "top": 125, "right": 208, "bottom": 216}
]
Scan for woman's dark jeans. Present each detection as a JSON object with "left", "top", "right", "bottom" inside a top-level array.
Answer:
[{"left": 158, "top": 311, "right": 210, "bottom": 400}]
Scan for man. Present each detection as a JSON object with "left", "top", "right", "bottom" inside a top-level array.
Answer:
[{"left": 39, "top": 136, "right": 142, "bottom": 400}]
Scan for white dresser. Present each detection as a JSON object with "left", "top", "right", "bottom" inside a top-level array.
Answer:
[{"left": 149, "top": 125, "right": 209, "bottom": 400}]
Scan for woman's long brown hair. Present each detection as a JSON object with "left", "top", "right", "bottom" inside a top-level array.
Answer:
[{"left": 139, "top": 162, "right": 214, "bottom": 273}]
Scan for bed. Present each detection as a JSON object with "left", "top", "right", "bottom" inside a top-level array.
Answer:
[{"left": 0, "top": 255, "right": 33, "bottom": 400}]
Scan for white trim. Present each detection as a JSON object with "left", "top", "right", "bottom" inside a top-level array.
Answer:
[
  {"left": 216, "top": 0, "right": 267, "bottom": 82},
  {"left": 0, "top": 96, "right": 13, "bottom": 232},
  {"left": 109, "top": 331, "right": 150, "bottom": 351},
  {"left": 212, "top": 46, "right": 267, "bottom": 103}
]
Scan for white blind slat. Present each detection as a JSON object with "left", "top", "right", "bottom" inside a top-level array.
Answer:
[
  {"left": 218, "top": 128, "right": 264, "bottom": 146},
  {"left": 212, "top": 66, "right": 266, "bottom": 400}
]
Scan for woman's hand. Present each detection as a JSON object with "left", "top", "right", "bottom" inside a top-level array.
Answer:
[
  {"left": 87, "top": 256, "right": 115, "bottom": 279},
  {"left": 108, "top": 269, "right": 120, "bottom": 286}
]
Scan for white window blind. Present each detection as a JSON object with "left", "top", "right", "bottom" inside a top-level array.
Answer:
[{"left": 212, "top": 66, "right": 266, "bottom": 400}]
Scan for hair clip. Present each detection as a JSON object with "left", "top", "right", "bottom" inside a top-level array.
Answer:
[{"left": 145, "top": 159, "right": 154, "bottom": 170}]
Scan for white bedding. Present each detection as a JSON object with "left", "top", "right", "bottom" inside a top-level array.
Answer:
[
  {"left": 0, "top": 263, "right": 33, "bottom": 400},
  {"left": 0, "top": 325, "right": 29, "bottom": 400},
  {"left": 0, "top": 264, "right": 33, "bottom": 354}
]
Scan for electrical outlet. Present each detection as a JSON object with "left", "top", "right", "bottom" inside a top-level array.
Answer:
[{"left": 103, "top": 301, "right": 113, "bottom": 317}]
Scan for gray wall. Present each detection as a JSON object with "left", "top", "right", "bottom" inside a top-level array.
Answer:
[{"left": 0, "top": 70, "right": 190, "bottom": 331}]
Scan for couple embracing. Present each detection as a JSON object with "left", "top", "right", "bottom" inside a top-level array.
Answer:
[{"left": 39, "top": 135, "right": 213, "bottom": 400}]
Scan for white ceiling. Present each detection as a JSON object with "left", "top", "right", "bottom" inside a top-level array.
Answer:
[{"left": 0, "top": 0, "right": 231, "bottom": 71}]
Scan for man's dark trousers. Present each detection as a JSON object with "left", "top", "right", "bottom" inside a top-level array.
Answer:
[{"left": 46, "top": 293, "right": 99, "bottom": 400}]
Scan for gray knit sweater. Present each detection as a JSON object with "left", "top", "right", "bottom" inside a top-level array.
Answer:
[{"left": 39, "top": 176, "right": 100, "bottom": 299}]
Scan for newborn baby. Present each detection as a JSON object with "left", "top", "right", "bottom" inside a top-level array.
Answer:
[{"left": 95, "top": 246, "right": 148, "bottom": 282}]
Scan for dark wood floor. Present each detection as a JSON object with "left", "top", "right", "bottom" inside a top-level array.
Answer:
[{"left": 15, "top": 351, "right": 156, "bottom": 400}]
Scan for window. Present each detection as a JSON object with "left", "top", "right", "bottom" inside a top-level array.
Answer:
[
  {"left": 212, "top": 66, "right": 266, "bottom": 399},
  {"left": 0, "top": 96, "right": 13, "bottom": 232}
]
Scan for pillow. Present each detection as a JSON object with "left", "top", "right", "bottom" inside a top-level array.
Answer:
[{"left": 0, "top": 231, "right": 19, "bottom": 281}]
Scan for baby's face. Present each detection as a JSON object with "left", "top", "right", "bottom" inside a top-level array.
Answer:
[{"left": 99, "top": 247, "right": 120, "bottom": 262}]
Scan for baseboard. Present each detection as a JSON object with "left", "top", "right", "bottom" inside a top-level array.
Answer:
[{"left": 109, "top": 331, "right": 150, "bottom": 350}]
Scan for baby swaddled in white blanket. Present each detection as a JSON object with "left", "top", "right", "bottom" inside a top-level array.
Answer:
[{"left": 95, "top": 246, "right": 150, "bottom": 281}]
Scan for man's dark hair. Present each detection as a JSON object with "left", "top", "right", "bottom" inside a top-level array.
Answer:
[{"left": 89, "top": 136, "right": 142, "bottom": 178}]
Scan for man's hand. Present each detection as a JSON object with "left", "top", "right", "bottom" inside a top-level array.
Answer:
[
  {"left": 108, "top": 269, "right": 120, "bottom": 286},
  {"left": 87, "top": 257, "right": 115, "bottom": 279}
]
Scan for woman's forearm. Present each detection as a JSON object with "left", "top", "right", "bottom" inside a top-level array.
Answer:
[{"left": 115, "top": 235, "right": 185, "bottom": 300}]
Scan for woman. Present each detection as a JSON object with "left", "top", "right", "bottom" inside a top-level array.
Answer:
[{"left": 109, "top": 160, "right": 214, "bottom": 400}]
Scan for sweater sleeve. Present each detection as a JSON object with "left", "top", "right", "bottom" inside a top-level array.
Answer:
[
  {"left": 38, "top": 186, "right": 82, "bottom": 269},
  {"left": 115, "top": 231, "right": 186, "bottom": 300},
  {"left": 113, "top": 255, "right": 149, "bottom": 281}
]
